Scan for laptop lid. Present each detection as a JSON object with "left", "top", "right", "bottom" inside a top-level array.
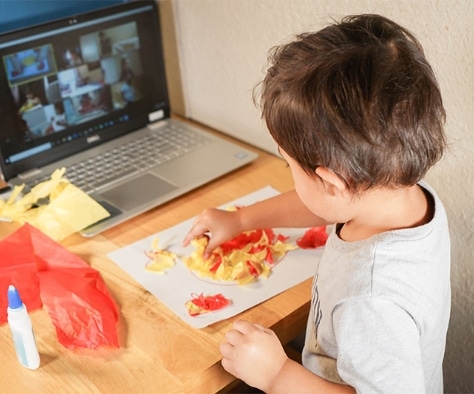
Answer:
[
  {"left": 0, "top": 1, "right": 169, "bottom": 182},
  {"left": 0, "top": 1, "right": 258, "bottom": 237}
]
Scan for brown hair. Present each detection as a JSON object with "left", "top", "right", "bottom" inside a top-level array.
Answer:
[{"left": 258, "top": 14, "right": 446, "bottom": 192}]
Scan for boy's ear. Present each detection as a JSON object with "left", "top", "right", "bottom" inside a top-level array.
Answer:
[{"left": 315, "top": 166, "right": 347, "bottom": 195}]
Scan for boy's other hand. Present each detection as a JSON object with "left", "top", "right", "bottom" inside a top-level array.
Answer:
[{"left": 220, "top": 320, "right": 288, "bottom": 391}]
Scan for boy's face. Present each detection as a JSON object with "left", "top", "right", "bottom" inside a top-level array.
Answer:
[{"left": 279, "top": 147, "right": 350, "bottom": 223}]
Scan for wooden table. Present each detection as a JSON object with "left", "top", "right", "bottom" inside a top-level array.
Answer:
[{"left": 0, "top": 121, "right": 312, "bottom": 394}]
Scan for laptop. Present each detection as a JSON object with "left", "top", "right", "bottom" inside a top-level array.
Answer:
[{"left": 0, "top": 1, "right": 258, "bottom": 236}]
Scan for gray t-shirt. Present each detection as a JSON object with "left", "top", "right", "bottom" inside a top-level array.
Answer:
[{"left": 302, "top": 183, "right": 451, "bottom": 393}]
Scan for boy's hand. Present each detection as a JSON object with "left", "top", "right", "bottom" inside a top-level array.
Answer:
[
  {"left": 220, "top": 320, "right": 288, "bottom": 391},
  {"left": 182, "top": 208, "right": 243, "bottom": 257}
]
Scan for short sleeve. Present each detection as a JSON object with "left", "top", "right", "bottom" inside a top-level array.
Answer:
[{"left": 333, "top": 297, "right": 426, "bottom": 393}]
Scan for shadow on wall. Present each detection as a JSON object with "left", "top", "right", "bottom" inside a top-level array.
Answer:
[{"left": 157, "top": 0, "right": 186, "bottom": 116}]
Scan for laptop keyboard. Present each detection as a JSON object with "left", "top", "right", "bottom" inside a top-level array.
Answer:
[{"left": 25, "top": 124, "right": 210, "bottom": 194}]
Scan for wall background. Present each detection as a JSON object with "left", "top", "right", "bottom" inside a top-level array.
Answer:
[{"left": 168, "top": 0, "right": 474, "bottom": 392}]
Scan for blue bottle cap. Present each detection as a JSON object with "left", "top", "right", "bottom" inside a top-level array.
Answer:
[{"left": 7, "top": 285, "right": 23, "bottom": 309}]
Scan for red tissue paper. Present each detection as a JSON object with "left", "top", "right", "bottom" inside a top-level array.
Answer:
[
  {"left": 296, "top": 226, "right": 329, "bottom": 249},
  {"left": 0, "top": 223, "right": 119, "bottom": 349}
]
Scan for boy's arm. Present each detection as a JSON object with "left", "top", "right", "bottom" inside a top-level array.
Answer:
[
  {"left": 184, "top": 190, "right": 327, "bottom": 254},
  {"left": 268, "top": 359, "right": 356, "bottom": 394},
  {"left": 221, "top": 320, "right": 355, "bottom": 394},
  {"left": 238, "top": 190, "right": 328, "bottom": 230}
]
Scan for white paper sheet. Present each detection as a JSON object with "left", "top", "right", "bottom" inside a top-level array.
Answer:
[{"left": 107, "top": 186, "right": 324, "bottom": 328}]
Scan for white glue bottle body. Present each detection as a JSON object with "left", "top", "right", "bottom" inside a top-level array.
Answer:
[{"left": 7, "top": 285, "right": 40, "bottom": 369}]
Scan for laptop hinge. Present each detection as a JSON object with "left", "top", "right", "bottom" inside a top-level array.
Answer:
[{"left": 18, "top": 168, "right": 42, "bottom": 180}]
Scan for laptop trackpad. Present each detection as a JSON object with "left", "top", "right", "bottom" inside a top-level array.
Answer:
[{"left": 100, "top": 173, "right": 177, "bottom": 212}]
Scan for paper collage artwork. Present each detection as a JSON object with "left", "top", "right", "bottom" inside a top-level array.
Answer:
[{"left": 107, "top": 186, "right": 326, "bottom": 328}]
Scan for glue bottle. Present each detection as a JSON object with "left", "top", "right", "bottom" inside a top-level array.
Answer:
[{"left": 7, "top": 285, "right": 40, "bottom": 369}]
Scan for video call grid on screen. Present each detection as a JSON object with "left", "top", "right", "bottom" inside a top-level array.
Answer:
[{"left": 0, "top": 4, "right": 167, "bottom": 171}]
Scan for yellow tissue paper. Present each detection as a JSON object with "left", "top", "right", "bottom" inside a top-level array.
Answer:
[
  {"left": 184, "top": 228, "right": 297, "bottom": 285},
  {"left": 0, "top": 168, "right": 110, "bottom": 241},
  {"left": 145, "top": 238, "right": 178, "bottom": 274}
]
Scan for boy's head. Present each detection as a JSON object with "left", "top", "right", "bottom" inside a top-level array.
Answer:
[{"left": 258, "top": 14, "right": 446, "bottom": 193}]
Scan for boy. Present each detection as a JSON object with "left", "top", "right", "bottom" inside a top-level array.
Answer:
[{"left": 183, "top": 14, "right": 450, "bottom": 393}]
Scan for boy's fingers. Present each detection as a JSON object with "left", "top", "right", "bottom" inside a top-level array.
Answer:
[
  {"left": 221, "top": 356, "right": 236, "bottom": 376},
  {"left": 182, "top": 230, "right": 198, "bottom": 246},
  {"left": 232, "top": 319, "right": 255, "bottom": 334},
  {"left": 182, "top": 221, "right": 208, "bottom": 246},
  {"left": 224, "top": 327, "right": 245, "bottom": 346},
  {"left": 232, "top": 320, "right": 273, "bottom": 337},
  {"left": 203, "top": 238, "right": 220, "bottom": 256},
  {"left": 182, "top": 232, "right": 194, "bottom": 246}
]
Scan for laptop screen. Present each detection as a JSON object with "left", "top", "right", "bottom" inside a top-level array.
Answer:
[{"left": 0, "top": 1, "right": 170, "bottom": 181}]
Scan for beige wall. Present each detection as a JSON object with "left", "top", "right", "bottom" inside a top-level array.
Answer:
[{"left": 164, "top": 0, "right": 474, "bottom": 391}]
